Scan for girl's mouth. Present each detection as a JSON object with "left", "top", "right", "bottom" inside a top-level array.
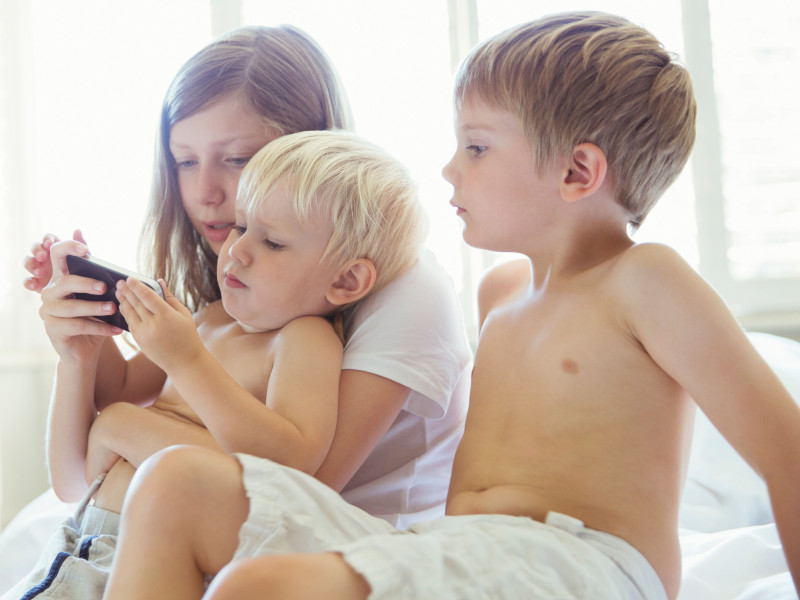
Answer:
[{"left": 203, "top": 222, "right": 235, "bottom": 242}]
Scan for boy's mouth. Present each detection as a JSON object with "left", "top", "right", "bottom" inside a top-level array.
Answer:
[{"left": 223, "top": 270, "right": 246, "bottom": 289}]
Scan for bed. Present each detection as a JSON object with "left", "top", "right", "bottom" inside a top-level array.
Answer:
[{"left": 0, "top": 331, "right": 797, "bottom": 598}]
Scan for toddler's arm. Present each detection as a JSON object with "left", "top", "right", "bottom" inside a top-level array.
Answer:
[{"left": 117, "top": 278, "right": 342, "bottom": 475}]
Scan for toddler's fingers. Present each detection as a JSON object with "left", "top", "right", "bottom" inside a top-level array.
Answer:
[
  {"left": 116, "top": 280, "right": 149, "bottom": 321},
  {"left": 124, "top": 277, "right": 166, "bottom": 314}
]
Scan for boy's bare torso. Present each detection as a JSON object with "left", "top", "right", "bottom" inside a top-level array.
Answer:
[
  {"left": 94, "top": 301, "right": 274, "bottom": 511},
  {"left": 446, "top": 252, "right": 695, "bottom": 598},
  {"left": 151, "top": 301, "right": 274, "bottom": 427}
]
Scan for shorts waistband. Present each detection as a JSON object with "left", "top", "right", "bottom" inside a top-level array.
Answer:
[{"left": 545, "top": 511, "right": 667, "bottom": 600}]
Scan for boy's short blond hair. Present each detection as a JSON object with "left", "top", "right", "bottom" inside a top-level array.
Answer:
[
  {"left": 238, "top": 130, "right": 427, "bottom": 300},
  {"left": 454, "top": 11, "right": 697, "bottom": 228}
]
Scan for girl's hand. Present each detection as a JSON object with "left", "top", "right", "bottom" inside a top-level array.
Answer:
[
  {"left": 23, "top": 230, "right": 87, "bottom": 293},
  {"left": 39, "top": 240, "right": 122, "bottom": 365},
  {"left": 117, "top": 278, "right": 202, "bottom": 372}
]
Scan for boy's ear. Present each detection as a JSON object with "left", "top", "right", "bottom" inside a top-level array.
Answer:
[
  {"left": 560, "top": 143, "right": 608, "bottom": 203},
  {"left": 326, "top": 258, "right": 377, "bottom": 307}
]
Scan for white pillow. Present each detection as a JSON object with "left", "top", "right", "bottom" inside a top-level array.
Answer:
[{"left": 679, "top": 332, "right": 800, "bottom": 533}]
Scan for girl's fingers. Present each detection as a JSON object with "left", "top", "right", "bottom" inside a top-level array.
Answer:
[
  {"left": 48, "top": 240, "right": 90, "bottom": 277},
  {"left": 40, "top": 295, "right": 118, "bottom": 320},
  {"left": 42, "top": 314, "right": 122, "bottom": 338}
]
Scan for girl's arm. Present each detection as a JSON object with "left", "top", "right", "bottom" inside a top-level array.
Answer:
[
  {"left": 118, "top": 278, "right": 342, "bottom": 475},
  {"left": 40, "top": 241, "right": 165, "bottom": 500},
  {"left": 46, "top": 351, "right": 103, "bottom": 502}
]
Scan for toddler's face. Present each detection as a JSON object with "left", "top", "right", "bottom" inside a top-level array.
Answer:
[{"left": 217, "top": 181, "right": 339, "bottom": 332}]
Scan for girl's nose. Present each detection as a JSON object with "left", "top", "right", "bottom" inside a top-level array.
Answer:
[{"left": 196, "top": 165, "right": 225, "bottom": 206}]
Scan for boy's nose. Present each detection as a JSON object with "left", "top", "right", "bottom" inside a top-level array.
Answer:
[
  {"left": 227, "top": 236, "right": 250, "bottom": 265},
  {"left": 441, "top": 155, "right": 457, "bottom": 185}
]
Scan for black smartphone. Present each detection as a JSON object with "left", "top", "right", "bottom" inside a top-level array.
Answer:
[{"left": 66, "top": 254, "right": 164, "bottom": 331}]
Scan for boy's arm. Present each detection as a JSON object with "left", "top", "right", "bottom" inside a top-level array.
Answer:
[
  {"left": 167, "top": 316, "right": 342, "bottom": 474},
  {"left": 622, "top": 244, "right": 800, "bottom": 591},
  {"left": 118, "top": 278, "right": 342, "bottom": 475}
]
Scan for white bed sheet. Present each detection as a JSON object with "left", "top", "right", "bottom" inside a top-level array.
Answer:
[{"left": 1, "top": 332, "right": 798, "bottom": 597}]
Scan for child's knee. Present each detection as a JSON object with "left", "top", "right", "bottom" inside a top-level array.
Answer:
[
  {"left": 207, "top": 554, "right": 370, "bottom": 600},
  {"left": 123, "top": 446, "right": 218, "bottom": 513}
]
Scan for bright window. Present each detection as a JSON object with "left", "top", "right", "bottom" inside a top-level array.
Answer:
[{"left": 2, "top": 0, "right": 798, "bottom": 354}]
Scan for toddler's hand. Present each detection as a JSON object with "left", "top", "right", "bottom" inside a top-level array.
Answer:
[{"left": 117, "top": 278, "right": 202, "bottom": 372}]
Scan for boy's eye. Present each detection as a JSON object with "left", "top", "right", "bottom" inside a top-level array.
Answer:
[
  {"left": 467, "top": 145, "right": 487, "bottom": 156},
  {"left": 264, "top": 239, "right": 285, "bottom": 251}
]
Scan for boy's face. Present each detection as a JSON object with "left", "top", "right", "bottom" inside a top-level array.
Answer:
[
  {"left": 442, "top": 98, "right": 562, "bottom": 253},
  {"left": 217, "top": 181, "right": 339, "bottom": 332}
]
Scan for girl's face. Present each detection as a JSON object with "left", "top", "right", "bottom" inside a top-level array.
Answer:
[
  {"left": 169, "top": 95, "right": 281, "bottom": 256},
  {"left": 217, "top": 182, "right": 341, "bottom": 332}
]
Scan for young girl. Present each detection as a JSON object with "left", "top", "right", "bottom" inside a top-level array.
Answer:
[{"left": 8, "top": 23, "right": 470, "bottom": 590}]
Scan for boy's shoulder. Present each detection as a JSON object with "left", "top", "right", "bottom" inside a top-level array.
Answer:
[
  {"left": 275, "top": 315, "right": 342, "bottom": 350},
  {"left": 477, "top": 257, "right": 530, "bottom": 326},
  {"left": 609, "top": 242, "right": 696, "bottom": 298}
]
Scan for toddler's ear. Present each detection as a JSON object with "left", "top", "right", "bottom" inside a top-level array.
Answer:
[
  {"left": 326, "top": 258, "right": 376, "bottom": 307},
  {"left": 560, "top": 143, "right": 607, "bottom": 203}
]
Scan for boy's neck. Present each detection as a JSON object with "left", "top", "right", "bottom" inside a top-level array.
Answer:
[{"left": 523, "top": 209, "right": 633, "bottom": 291}]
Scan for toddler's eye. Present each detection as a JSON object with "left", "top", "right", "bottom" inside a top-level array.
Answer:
[
  {"left": 264, "top": 239, "right": 285, "bottom": 251},
  {"left": 467, "top": 145, "right": 487, "bottom": 156},
  {"left": 233, "top": 225, "right": 246, "bottom": 235}
]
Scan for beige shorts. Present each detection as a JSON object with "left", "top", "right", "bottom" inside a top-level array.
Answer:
[{"left": 234, "top": 455, "right": 666, "bottom": 599}]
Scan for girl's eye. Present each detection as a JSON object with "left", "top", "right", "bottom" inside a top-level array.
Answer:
[
  {"left": 175, "top": 159, "right": 197, "bottom": 169},
  {"left": 467, "top": 145, "right": 487, "bottom": 156},
  {"left": 264, "top": 239, "right": 285, "bottom": 251},
  {"left": 233, "top": 225, "right": 246, "bottom": 235}
]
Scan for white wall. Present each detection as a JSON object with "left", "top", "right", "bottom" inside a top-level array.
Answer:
[{"left": 0, "top": 351, "right": 56, "bottom": 529}]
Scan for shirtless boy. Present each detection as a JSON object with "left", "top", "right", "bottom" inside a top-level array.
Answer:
[{"left": 102, "top": 12, "right": 800, "bottom": 599}]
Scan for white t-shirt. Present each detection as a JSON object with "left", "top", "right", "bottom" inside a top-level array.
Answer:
[{"left": 340, "top": 250, "right": 473, "bottom": 529}]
